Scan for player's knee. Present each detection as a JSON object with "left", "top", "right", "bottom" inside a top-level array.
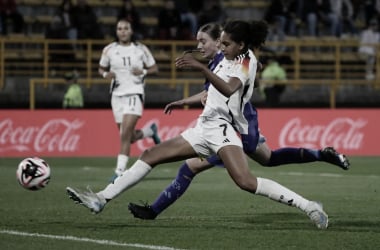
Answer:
[
  {"left": 234, "top": 177, "right": 257, "bottom": 193},
  {"left": 140, "top": 148, "right": 155, "bottom": 164}
]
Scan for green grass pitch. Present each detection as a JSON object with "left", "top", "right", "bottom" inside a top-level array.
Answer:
[{"left": 1, "top": 156, "right": 379, "bottom": 250}]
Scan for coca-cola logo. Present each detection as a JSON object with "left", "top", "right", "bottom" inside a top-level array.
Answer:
[
  {"left": 0, "top": 119, "right": 83, "bottom": 153},
  {"left": 279, "top": 117, "right": 367, "bottom": 150}
]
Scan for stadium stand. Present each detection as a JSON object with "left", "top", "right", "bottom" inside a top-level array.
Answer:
[{"left": 1, "top": 0, "right": 380, "bottom": 109}]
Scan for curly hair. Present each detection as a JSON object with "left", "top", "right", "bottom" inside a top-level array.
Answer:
[{"left": 223, "top": 19, "right": 268, "bottom": 51}]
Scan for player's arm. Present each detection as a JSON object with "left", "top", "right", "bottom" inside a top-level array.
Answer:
[
  {"left": 132, "top": 44, "right": 159, "bottom": 77},
  {"left": 98, "top": 65, "right": 115, "bottom": 79},
  {"left": 131, "top": 64, "right": 159, "bottom": 77},
  {"left": 164, "top": 90, "right": 207, "bottom": 114},
  {"left": 175, "top": 54, "right": 241, "bottom": 97},
  {"left": 144, "top": 64, "right": 159, "bottom": 76}
]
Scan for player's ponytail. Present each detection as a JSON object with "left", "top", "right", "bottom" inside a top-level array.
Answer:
[{"left": 250, "top": 20, "right": 269, "bottom": 49}]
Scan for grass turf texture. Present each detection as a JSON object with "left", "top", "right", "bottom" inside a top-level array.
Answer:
[{"left": 1, "top": 157, "right": 379, "bottom": 250}]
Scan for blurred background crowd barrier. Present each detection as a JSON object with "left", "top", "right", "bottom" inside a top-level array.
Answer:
[
  {"left": 1, "top": 37, "right": 379, "bottom": 109},
  {"left": 1, "top": 0, "right": 380, "bottom": 109}
]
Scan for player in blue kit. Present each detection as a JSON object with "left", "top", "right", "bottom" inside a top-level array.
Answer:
[
  {"left": 128, "top": 22, "right": 350, "bottom": 221},
  {"left": 66, "top": 20, "right": 332, "bottom": 229}
]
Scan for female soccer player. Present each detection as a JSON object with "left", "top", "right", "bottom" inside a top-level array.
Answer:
[
  {"left": 127, "top": 22, "right": 349, "bottom": 221},
  {"left": 67, "top": 20, "right": 329, "bottom": 229},
  {"left": 98, "top": 19, "right": 161, "bottom": 178}
]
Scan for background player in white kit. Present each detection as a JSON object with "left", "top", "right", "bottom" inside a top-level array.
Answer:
[
  {"left": 67, "top": 20, "right": 328, "bottom": 229},
  {"left": 98, "top": 19, "right": 161, "bottom": 178}
]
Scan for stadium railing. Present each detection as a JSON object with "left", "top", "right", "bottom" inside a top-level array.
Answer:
[
  {"left": 28, "top": 77, "right": 202, "bottom": 110},
  {"left": 0, "top": 36, "right": 379, "bottom": 109}
]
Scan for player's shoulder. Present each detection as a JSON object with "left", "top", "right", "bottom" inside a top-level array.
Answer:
[
  {"left": 235, "top": 50, "right": 257, "bottom": 66},
  {"left": 103, "top": 41, "right": 118, "bottom": 50},
  {"left": 134, "top": 41, "right": 152, "bottom": 52},
  {"left": 104, "top": 41, "right": 118, "bottom": 48},
  {"left": 102, "top": 42, "right": 118, "bottom": 53},
  {"left": 134, "top": 41, "right": 146, "bottom": 48}
]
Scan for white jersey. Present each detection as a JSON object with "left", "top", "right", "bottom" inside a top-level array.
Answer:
[
  {"left": 99, "top": 42, "right": 156, "bottom": 96},
  {"left": 200, "top": 49, "right": 257, "bottom": 134}
]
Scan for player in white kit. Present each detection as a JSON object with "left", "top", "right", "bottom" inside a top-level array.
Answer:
[
  {"left": 67, "top": 20, "right": 328, "bottom": 229},
  {"left": 127, "top": 22, "right": 348, "bottom": 221},
  {"left": 98, "top": 19, "right": 161, "bottom": 178}
]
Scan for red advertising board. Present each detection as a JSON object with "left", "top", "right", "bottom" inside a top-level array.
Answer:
[
  {"left": 0, "top": 109, "right": 379, "bottom": 157},
  {"left": 256, "top": 109, "right": 379, "bottom": 156}
]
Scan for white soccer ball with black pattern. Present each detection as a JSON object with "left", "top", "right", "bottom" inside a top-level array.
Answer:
[{"left": 16, "top": 157, "right": 51, "bottom": 191}]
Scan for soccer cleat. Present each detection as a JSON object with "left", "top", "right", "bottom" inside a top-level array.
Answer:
[
  {"left": 150, "top": 123, "right": 161, "bottom": 144},
  {"left": 128, "top": 202, "right": 158, "bottom": 220},
  {"left": 321, "top": 147, "right": 350, "bottom": 170},
  {"left": 66, "top": 187, "right": 106, "bottom": 214},
  {"left": 305, "top": 201, "right": 329, "bottom": 229}
]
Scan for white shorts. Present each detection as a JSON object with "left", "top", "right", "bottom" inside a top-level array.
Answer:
[
  {"left": 181, "top": 117, "right": 243, "bottom": 158},
  {"left": 111, "top": 94, "right": 143, "bottom": 123}
]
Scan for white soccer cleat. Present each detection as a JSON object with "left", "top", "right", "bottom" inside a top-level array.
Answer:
[
  {"left": 66, "top": 187, "right": 106, "bottom": 214},
  {"left": 305, "top": 201, "right": 329, "bottom": 229}
]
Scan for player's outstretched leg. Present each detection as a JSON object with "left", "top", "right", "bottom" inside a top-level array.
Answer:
[{"left": 66, "top": 187, "right": 106, "bottom": 214}]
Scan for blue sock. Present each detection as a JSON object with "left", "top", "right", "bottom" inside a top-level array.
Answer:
[
  {"left": 151, "top": 162, "right": 195, "bottom": 214},
  {"left": 267, "top": 148, "right": 321, "bottom": 167}
]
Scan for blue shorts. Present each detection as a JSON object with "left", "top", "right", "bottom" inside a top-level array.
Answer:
[{"left": 206, "top": 133, "right": 266, "bottom": 167}]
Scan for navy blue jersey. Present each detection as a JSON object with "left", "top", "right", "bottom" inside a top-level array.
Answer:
[{"left": 204, "top": 51, "right": 224, "bottom": 91}]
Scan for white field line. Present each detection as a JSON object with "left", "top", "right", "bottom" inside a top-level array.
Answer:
[
  {"left": 277, "top": 171, "right": 379, "bottom": 178},
  {"left": 279, "top": 172, "right": 343, "bottom": 177},
  {"left": 0, "top": 229, "right": 186, "bottom": 250}
]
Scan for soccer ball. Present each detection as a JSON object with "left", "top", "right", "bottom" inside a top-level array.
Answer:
[{"left": 16, "top": 157, "right": 51, "bottom": 191}]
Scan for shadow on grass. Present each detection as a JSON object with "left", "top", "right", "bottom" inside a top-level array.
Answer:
[
  {"left": 55, "top": 211, "right": 379, "bottom": 234},
  {"left": 143, "top": 176, "right": 178, "bottom": 181},
  {"left": 63, "top": 212, "right": 315, "bottom": 231}
]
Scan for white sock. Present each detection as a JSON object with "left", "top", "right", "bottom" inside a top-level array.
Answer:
[
  {"left": 115, "top": 154, "right": 129, "bottom": 176},
  {"left": 255, "top": 177, "right": 309, "bottom": 211},
  {"left": 141, "top": 125, "right": 153, "bottom": 138},
  {"left": 99, "top": 160, "right": 152, "bottom": 200}
]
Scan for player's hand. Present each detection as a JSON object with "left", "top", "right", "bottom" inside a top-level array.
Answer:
[
  {"left": 164, "top": 100, "right": 185, "bottom": 114},
  {"left": 175, "top": 53, "right": 203, "bottom": 69},
  {"left": 105, "top": 71, "right": 116, "bottom": 79},
  {"left": 131, "top": 68, "right": 145, "bottom": 76}
]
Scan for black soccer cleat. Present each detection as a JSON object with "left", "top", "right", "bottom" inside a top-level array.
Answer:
[
  {"left": 321, "top": 147, "right": 350, "bottom": 170},
  {"left": 128, "top": 202, "right": 158, "bottom": 220}
]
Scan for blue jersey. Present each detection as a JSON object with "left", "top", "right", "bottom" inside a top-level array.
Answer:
[{"left": 204, "top": 51, "right": 224, "bottom": 91}]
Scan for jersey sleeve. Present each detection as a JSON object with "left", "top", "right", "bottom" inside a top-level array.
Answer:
[
  {"left": 139, "top": 43, "right": 156, "bottom": 68},
  {"left": 230, "top": 56, "right": 257, "bottom": 87},
  {"left": 99, "top": 44, "right": 112, "bottom": 68}
]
